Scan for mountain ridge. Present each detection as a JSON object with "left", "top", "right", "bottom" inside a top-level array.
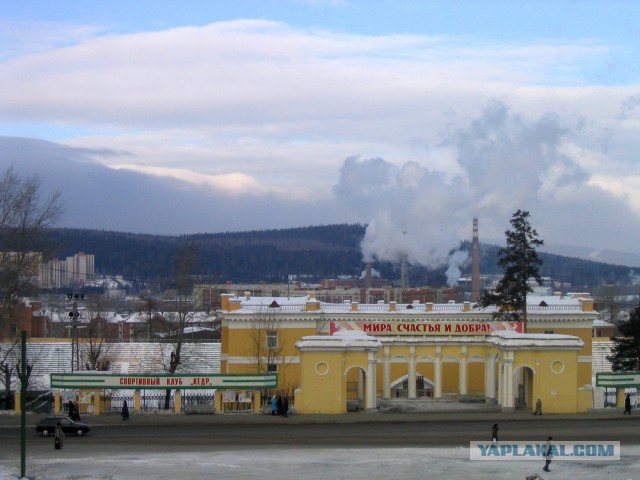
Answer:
[{"left": 39, "top": 224, "right": 637, "bottom": 289}]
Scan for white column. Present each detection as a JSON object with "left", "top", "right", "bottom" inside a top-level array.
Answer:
[
  {"left": 486, "top": 354, "right": 496, "bottom": 402},
  {"left": 408, "top": 346, "right": 416, "bottom": 399},
  {"left": 366, "top": 351, "right": 377, "bottom": 411},
  {"left": 434, "top": 347, "right": 442, "bottom": 399},
  {"left": 503, "top": 357, "right": 514, "bottom": 410},
  {"left": 358, "top": 369, "right": 364, "bottom": 401},
  {"left": 383, "top": 346, "right": 391, "bottom": 399},
  {"left": 498, "top": 356, "right": 504, "bottom": 407},
  {"left": 459, "top": 346, "right": 468, "bottom": 396}
]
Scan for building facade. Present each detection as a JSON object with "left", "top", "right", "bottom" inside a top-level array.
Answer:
[
  {"left": 41, "top": 252, "right": 95, "bottom": 288},
  {"left": 218, "top": 292, "right": 597, "bottom": 414}
]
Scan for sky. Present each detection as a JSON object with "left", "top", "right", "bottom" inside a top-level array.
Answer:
[{"left": 1, "top": 1, "right": 640, "bottom": 271}]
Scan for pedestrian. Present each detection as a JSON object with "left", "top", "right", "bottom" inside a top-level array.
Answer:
[
  {"left": 543, "top": 436, "right": 553, "bottom": 472},
  {"left": 624, "top": 393, "right": 632, "bottom": 414},
  {"left": 122, "top": 400, "right": 130, "bottom": 421},
  {"left": 271, "top": 395, "right": 278, "bottom": 415},
  {"left": 54, "top": 421, "right": 64, "bottom": 449},
  {"left": 491, "top": 423, "right": 499, "bottom": 442},
  {"left": 283, "top": 396, "right": 289, "bottom": 417},
  {"left": 74, "top": 402, "right": 81, "bottom": 422},
  {"left": 533, "top": 398, "right": 542, "bottom": 415},
  {"left": 276, "top": 395, "right": 283, "bottom": 416},
  {"left": 68, "top": 400, "right": 74, "bottom": 419}
]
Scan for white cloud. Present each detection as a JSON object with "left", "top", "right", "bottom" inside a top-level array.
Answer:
[{"left": 0, "top": 19, "right": 639, "bottom": 255}]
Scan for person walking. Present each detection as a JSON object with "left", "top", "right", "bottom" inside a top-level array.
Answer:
[
  {"left": 624, "top": 393, "right": 632, "bottom": 414},
  {"left": 271, "top": 395, "right": 278, "bottom": 415},
  {"left": 491, "top": 423, "right": 499, "bottom": 442},
  {"left": 276, "top": 396, "right": 283, "bottom": 416},
  {"left": 533, "top": 398, "right": 542, "bottom": 415},
  {"left": 543, "top": 436, "right": 554, "bottom": 472},
  {"left": 54, "top": 421, "right": 64, "bottom": 449},
  {"left": 67, "top": 400, "right": 74, "bottom": 419},
  {"left": 283, "top": 396, "right": 289, "bottom": 417},
  {"left": 121, "top": 400, "right": 130, "bottom": 420}
]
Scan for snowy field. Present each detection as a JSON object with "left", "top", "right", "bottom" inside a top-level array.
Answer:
[{"left": 2, "top": 446, "right": 639, "bottom": 480}]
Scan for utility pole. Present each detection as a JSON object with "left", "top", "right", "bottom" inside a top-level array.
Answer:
[{"left": 67, "top": 293, "right": 84, "bottom": 373}]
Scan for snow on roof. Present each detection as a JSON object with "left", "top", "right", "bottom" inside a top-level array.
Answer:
[{"left": 227, "top": 294, "right": 593, "bottom": 316}]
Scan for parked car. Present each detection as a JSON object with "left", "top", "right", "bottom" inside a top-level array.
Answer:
[{"left": 36, "top": 416, "right": 91, "bottom": 437}]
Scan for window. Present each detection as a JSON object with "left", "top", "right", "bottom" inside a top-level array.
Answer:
[
  {"left": 544, "top": 330, "right": 554, "bottom": 334},
  {"left": 266, "top": 330, "right": 278, "bottom": 350},
  {"left": 267, "top": 363, "right": 278, "bottom": 373}
]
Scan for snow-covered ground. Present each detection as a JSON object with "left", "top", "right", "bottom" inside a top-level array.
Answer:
[{"left": 2, "top": 446, "right": 639, "bottom": 479}]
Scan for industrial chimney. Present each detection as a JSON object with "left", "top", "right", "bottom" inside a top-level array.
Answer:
[
  {"left": 400, "top": 254, "right": 408, "bottom": 289},
  {"left": 471, "top": 218, "right": 481, "bottom": 302},
  {"left": 365, "top": 262, "right": 372, "bottom": 289}
]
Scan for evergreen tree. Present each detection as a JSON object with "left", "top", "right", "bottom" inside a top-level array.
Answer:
[
  {"left": 608, "top": 299, "right": 640, "bottom": 371},
  {"left": 477, "top": 209, "right": 543, "bottom": 330}
]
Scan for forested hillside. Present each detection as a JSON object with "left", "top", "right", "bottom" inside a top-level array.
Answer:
[{"left": 39, "top": 224, "right": 635, "bottom": 289}]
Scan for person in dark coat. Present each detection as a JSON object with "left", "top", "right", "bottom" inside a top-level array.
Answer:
[
  {"left": 543, "top": 436, "right": 554, "bottom": 472},
  {"left": 624, "top": 393, "right": 632, "bottom": 414},
  {"left": 283, "top": 396, "right": 289, "bottom": 417},
  {"left": 122, "top": 400, "right": 130, "bottom": 420},
  {"left": 271, "top": 395, "right": 278, "bottom": 415},
  {"left": 533, "top": 398, "right": 542, "bottom": 415},
  {"left": 74, "top": 402, "right": 81, "bottom": 421},
  {"left": 68, "top": 400, "right": 74, "bottom": 419},
  {"left": 276, "top": 396, "right": 283, "bottom": 416},
  {"left": 491, "top": 423, "right": 499, "bottom": 442}
]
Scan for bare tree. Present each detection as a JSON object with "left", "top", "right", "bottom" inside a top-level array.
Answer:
[
  {"left": 0, "top": 167, "right": 63, "bottom": 337},
  {"left": 245, "top": 303, "right": 299, "bottom": 408},
  {"left": 595, "top": 285, "right": 624, "bottom": 326},
  {"left": 81, "top": 295, "right": 115, "bottom": 370},
  {"left": 138, "top": 290, "right": 161, "bottom": 341},
  {"left": 247, "top": 306, "right": 283, "bottom": 376},
  {"left": 0, "top": 341, "right": 18, "bottom": 408},
  {"left": 162, "top": 243, "right": 197, "bottom": 409}
]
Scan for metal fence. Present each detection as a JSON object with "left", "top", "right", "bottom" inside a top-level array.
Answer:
[
  {"left": 603, "top": 388, "right": 637, "bottom": 408},
  {"left": 25, "top": 391, "right": 53, "bottom": 414},
  {"left": 182, "top": 392, "right": 215, "bottom": 414},
  {"left": 100, "top": 394, "right": 134, "bottom": 415}
]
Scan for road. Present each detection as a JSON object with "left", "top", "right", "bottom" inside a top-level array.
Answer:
[
  {"left": 1, "top": 412, "right": 639, "bottom": 479},
  {"left": 1, "top": 412, "right": 639, "bottom": 453}
]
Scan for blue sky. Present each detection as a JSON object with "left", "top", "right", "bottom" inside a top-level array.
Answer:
[{"left": 1, "top": 1, "right": 640, "bottom": 269}]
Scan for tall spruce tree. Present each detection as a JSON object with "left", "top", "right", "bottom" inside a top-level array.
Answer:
[
  {"left": 608, "top": 299, "right": 640, "bottom": 371},
  {"left": 477, "top": 209, "right": 543, "bottom": 330}
]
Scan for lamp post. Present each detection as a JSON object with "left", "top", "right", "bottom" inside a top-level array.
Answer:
[{"left": 66, "top": 293, "right": 85, "bottom": 373}]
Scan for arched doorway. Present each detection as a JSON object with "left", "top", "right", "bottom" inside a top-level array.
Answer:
[
  {"left": 390, "top": 374, "right": 434, "bottom": 398},
  {"left": 345, "top": 366, "right": 368, "bottom": 411},
  {"left": 514, "top": 365, "right": 536, "bottom": 409}
]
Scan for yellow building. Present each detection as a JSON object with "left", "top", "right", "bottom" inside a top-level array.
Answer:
[{"left": 219, "top": 291, "right": 597, "bottom": 414}]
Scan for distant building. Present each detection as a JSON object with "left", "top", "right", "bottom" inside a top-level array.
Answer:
[{"left": 41, "top": 252, "right": 95, "bottom": 288}]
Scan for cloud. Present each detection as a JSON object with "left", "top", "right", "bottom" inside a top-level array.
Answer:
[
  {"left": 335, "top": 101, "right": 640, "bottom": 274},
  {"left": 0, "top": 19, "right": 639, "bottom": 259}
]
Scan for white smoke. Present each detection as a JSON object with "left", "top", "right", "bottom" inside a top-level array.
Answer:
[
  {"left": 334, "top": 100, "right": 616, "bottom": 281},
  {"left": 445, "top": 250, "right": 470, "bottom": 287}
]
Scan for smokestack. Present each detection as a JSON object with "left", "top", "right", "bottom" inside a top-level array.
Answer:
[
  {"left": 365, "top": 262, "right": 372, "bottom": 289},
  {"left": 401, "top": 254, "right": 408, "bottom": 289},
  {"left": 471, "top": 218, "right": 480, "bottom": 302}
]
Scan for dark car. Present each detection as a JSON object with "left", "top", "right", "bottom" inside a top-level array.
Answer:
[{"left": 36, "top": 416, "right": 91, "bottom": 437}]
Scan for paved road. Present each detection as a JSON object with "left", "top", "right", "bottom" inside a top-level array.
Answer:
[{"left": 1, "top": 410, "right": 639, "bottom": 454}]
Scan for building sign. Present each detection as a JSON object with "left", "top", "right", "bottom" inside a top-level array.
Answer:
[
  {"left": 596, "top": 372, "right": 640, "bottom": 387},
  {"left": 330, "top": 321, "right": 522, "bottom": 336},
  {"left": 50, "top": 373, "right": 278, "bottom": 390}
]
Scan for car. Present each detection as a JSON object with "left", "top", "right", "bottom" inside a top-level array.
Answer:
[{"left": 35, "top": 416, "right": 91, "bottom": 437}]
